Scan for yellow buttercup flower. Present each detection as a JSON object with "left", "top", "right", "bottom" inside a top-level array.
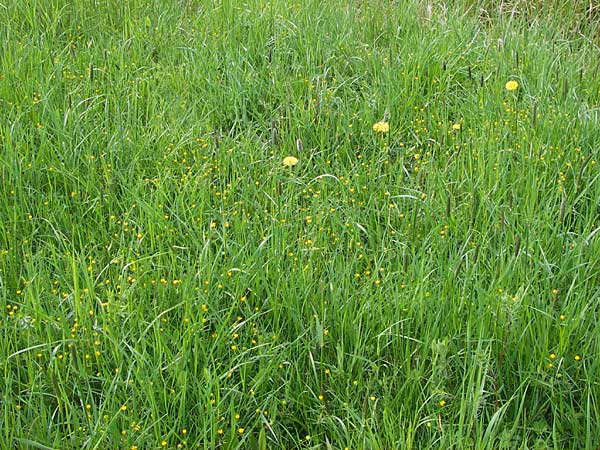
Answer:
[
  {"left": 372, "top": 121, "right": 389, "bottom": 133},
  {"left": 505, "top": 80, "right": 519, "bottom": 91},
  {"left": 282, "top": 156, "right": 298, "bottom": 167}
]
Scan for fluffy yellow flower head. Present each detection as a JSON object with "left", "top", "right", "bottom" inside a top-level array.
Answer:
[
  {"left": 372, "top": 121, "right": 390, "bottom": 133},
  {"left": 505, "top": 80, "right": 519, "bottom": 91},
  {"left": 282, "top": 156, "right": 298, "bottom": 167}
]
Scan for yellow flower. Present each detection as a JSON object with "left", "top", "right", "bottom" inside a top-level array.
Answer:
[
  {"left": 372, "top": 121, "right": 390, "bottom": 133},
  {"left": 505, "top": 80, "right": 519, "bottom": 91},
  {"left": 282, "top": 156, "right": 298, "bottom": 167},
  {"left": 452, "top": 123, "right": 461, "bottom": 130}
]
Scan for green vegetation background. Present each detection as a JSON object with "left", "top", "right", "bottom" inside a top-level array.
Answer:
[{"left": 1, "top": 0, "right": 599, "bottom": 449}]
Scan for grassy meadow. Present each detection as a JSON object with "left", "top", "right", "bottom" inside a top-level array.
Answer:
[{"left": 2, "top": 0, "right": 600, "bottom": 448}]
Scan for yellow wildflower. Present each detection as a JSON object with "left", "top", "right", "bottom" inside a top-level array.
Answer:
[
  {"left": 372, "top": 121, "right": 390, "bottom": 133},
  {"left": 282, "top": 156, "right": 298, "bottom": 167},
  {"left": 505, "top": 80, "right": 519, "bottom": 91}
]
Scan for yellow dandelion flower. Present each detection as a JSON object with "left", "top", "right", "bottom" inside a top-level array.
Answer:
[
  {"left": 282, "top": 156, "right": 298, "bottom": 167},
  {"left": 505, "top": 80, "right": 519, "bottom": 91},
  {"left": 372, "top": 121, "right": 390, "bottom": 133},
  {"left": 439, "top": 400, "right": 446, "bottom": 407},
  {"left": 452, "top": 123, "right": 461, "bottom": 130},
  {"left": 574, "top": 355, "right": 581, "bottom": 361}
]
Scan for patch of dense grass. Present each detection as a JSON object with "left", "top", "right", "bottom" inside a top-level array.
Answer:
[{"left": 1, "top": 0, "right": 599, "bottom": 449}]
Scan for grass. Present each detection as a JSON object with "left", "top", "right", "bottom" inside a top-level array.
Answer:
[{"left": 1, "top": 0, "right": 599, "bottom": 448}]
